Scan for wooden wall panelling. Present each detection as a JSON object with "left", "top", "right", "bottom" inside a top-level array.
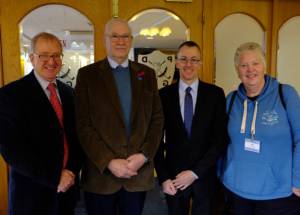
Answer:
[
  {"left": 270, "top": 0, "right": 279, "bottom": 77},
  {"left": 203, "top": 0, "right": 273, "bottom": 83},
  {"left": 276, "top": 0, "right": 300, "bottom": 24},
  {"left": 0, "top": 157, "right": 8, "bottom": 215},
  {"left": 0, "top": 31, "right": 3, "bottom": 87},
  {"left": 270, "top": 0, "right": 300, "bottom": 76},
  {"left": 0, "top": 59, "right": 7, "bottom": 215},
  {"left": 118, "top": 0, "right": 204, "bottom": 80},
  {"left": 0, "top": 32, "right": 2, "bottom": 88},
  {"left": 0, "top": 3, "right": 3, "bottom": 87},
  {"left": 0, "top": 3, "right": 8, "bottom": 215},
  {"left": 202, "top": 0, "right": 214, "bottom": 83},
  {"left": 0, "top": 0, "right": 111, "bottom": 85}
]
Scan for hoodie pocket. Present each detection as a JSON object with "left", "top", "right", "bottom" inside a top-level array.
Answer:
[{"left": 223, "top": 160, "right": 279, "bottom": 195}]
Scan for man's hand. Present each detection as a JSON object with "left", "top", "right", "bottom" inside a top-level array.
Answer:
[
  {"left": 162, "top": 179, "right": 177, "bottom": 196},
  {"left": 292, "top": 187, "right": 300, "bottom": 197},
  {"left": 108, "top": 159, "right": 137, "bottom": 178},
  {"left": 126, "top": 153, "right": 146, "bottom": 172},
  {"left": 172, "top": 170, "right": 197, "bottom": 191},
  {"left": 57, "top": 169, "right": 75, "bottom": 193}
]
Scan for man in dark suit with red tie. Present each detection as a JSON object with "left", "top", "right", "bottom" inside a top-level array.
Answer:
[
  {"left": 0, "top": 32, "right": 83, "bottom": 215},
  {"left": 154, "top": 41, "right": 228, "bottom": 215}
]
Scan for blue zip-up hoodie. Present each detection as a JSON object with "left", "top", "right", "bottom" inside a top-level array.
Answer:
[{"left": 221, "top": 75, "right": 300, "bottom": 200}]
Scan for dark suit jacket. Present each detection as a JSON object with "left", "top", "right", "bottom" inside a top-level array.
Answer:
[
  {"left": 154, "top": 80, "right": 228, "bottom": 194},
  {"left": 0, "top": 72, "right": 83, "bottom": 215},
  {"left": 75, "top": 58, "right": 164, "bottom": 194}
]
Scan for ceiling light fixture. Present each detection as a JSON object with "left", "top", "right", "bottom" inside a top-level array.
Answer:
[
  {"left": 139, "top": 27, "right": 172, "bottom": 37},
  {"left": 159, "top": 27, "right": 172, "bottom": 37}
]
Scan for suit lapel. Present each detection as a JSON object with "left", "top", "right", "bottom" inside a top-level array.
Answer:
[
  {"left": 173, "top": 82, "right": 184, "bottom": 126},
  {"left": 56, "top": 80, "right": 70, "bottom": 123},
  {"left": 98, "top": 59, "right": 125, "bottom": 123},
  {"left": 169, "top": 83, "right": 187, "bottom": 138},
  {"left": 191, "top": 80, "right": 204, "bottom": 135},
  {"left": 130, "top": 61, "right": 143, "bottom": 123},
  {"left": 26, "top": 72, "right": 60, "bottom": 125}
]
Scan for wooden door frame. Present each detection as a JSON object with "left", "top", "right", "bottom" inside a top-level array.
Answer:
[
  {"left": 0, "top": 17, "right": 8, "bottom": 215},
  {"left": 0, "top": 157, "right": 8, "bottom": 215}
]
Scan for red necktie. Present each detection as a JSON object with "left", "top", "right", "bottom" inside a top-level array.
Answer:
[{"left": 47, "top": 83, "right": 69, "bottom": 168}]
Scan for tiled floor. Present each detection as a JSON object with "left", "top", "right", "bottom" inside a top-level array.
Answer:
[
  {"left": 74, "top": 180, "right": 230, "bottom": 215},
  {"left": 75, "top": 180, "right": 168, "bottom": 215}
]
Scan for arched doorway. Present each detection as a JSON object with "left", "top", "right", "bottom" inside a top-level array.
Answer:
[
  {"left": 129, "top": 8, "right": 189, "bottom": 89},
  {"left": 19, "top": 4, "right": 94, "bottom": 87},
  {"left": 277, "top": 16, "right": 300, "bottom": 93},
  {"left": 214, "top": 13, "right": 265, "bottom": 94}
]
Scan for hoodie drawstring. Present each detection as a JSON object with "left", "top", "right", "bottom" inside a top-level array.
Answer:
[{"left": 240, "top": 100, "right": 258, "bottom": 139}]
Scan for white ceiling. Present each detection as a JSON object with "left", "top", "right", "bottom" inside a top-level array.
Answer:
[{"left": 20, "top": 5, "right": 188, "bottom": 51}]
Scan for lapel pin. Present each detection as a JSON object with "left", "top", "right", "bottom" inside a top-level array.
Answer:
[{"left": 137, "top": 71, "right": 145, "bottom": 80}]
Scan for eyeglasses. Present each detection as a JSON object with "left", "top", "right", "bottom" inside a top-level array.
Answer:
[
  {"left": 106, "top": 34, "right": 132, "bottom": 42},
  {"left": 34, "top": 53, "right": 63, "bottom": 62},
  {"left": 177, "top": 57, "right": 201, "bottom": 65}
]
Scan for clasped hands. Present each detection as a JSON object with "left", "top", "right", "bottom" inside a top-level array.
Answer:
[
  {"left": 162, "top": 170, "right": 197, "bottom": 196},
  {"left": 108, "top": 153, "right": 146, "bottom": 179}
]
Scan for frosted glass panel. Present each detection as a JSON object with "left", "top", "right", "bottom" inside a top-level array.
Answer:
[
  {"left": 215, "top": 13, "right": 265, "bottom": 95},
  {"left": 19, "top": 4, "right": 94, "bottom": 87},
  {"left": 277, "top": 16, "right": 300, "bottom": 94}
]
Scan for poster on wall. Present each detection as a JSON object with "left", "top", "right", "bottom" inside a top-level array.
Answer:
[{"left": 138, "top": 50, "right": 175, "bottom": 89}]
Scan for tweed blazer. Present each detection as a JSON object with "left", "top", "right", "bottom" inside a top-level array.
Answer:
[{"left": 75, "top": 58, "right": 164, "bottom": 194}]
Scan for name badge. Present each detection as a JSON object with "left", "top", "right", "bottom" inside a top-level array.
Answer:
[{"left": 244, "top": 138, "right": 260, "bottom": 153}]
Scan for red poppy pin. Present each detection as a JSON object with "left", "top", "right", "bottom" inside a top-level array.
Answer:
[{"left": 137, "top": 71, "right": 145, "bottom": 80}]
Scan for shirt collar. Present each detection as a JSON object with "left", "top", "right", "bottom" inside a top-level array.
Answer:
[
  {"left": 179, "top": 79, "right": 199, "bottom": 93},
  {"left": 33, "top": 70, "right": 57, "bottom": 91},
  {"left": 107, "top": 57, "right": 129, "bottom": 69}
]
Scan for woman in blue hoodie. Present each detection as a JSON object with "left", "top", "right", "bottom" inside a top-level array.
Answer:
[{"left": 221, "top": 42, "right": 300, "bottom": 214}]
